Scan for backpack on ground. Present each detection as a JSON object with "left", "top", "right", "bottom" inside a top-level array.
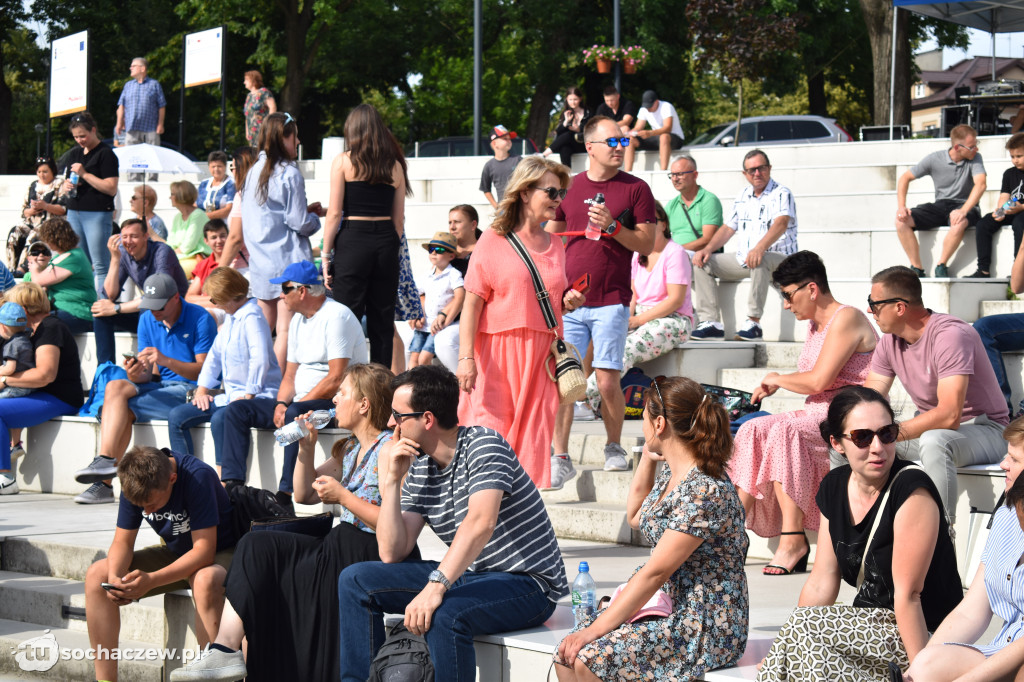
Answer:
[
  {"left": 367, "top": 622, "right": 434, "bottom": 682},
  {"left": 621, "top": 367, "right": 653, "bottom": 419}
]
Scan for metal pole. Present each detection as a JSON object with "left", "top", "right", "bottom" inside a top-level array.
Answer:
[
  {"left": 889, "top": 6, "right": 898, "bottom": 139},
  {"left": 472, "top": 0, "right": 482, "bottom": 156},
  {"left": 613, "top": 0, "right": 621, "bottom": 91},
  {"left": 45, "top": 39, "right": 52, "bottom": 157},
  {"left": 220, "top": 29, "right": 226, "bottom": 151},
  {"left": 179, "top": 34, "right": 186, "bottom": 151}
]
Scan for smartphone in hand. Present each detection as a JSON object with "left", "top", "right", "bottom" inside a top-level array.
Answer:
[{"left": 572, "top": 273, "right": 591, "bottom": 295}]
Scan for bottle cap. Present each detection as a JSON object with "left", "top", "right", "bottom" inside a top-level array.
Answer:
[{"left": 578, "top": 561, "right": 589, "bottom": 572}]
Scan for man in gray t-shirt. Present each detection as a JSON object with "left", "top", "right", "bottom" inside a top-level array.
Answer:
[
  {"left": 338, "top": 365, "right": 567, "bottom": 682},
  {"left": 894, "top": 124, "right": 987, "bottom": 277}
]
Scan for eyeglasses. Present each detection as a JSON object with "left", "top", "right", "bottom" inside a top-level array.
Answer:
[
  {"left": 956, "top": 143, "right": 978, "bottom": 152},
  {"left": 590, "top": 137, "right": 630, "bottom": 148},
  {"left": 391, "top": 408, "right": 426, "bottom": 423},
  {"left": 667, "top": 170, "right": 696, "bottom": 179},
  {"left": 840, "top": 423, "right": 900, "bottom": 448},
  {"left": 427, "top": 246, "right": 451, "bottom": 254},
  {"left": 280, "top": 284, "right": 304, "bottom": 295},
  {"left": 533, "top": 186, "right": 568, "bottom": 200},
  {"left": 780, "top": 281, "right": 811, "bottom": 303},
  {"left": 866, "top": 296, "right": 907, "bottom": 314},
  {"left": 743, "top": 164, "right": 770, "bottom": 176}
]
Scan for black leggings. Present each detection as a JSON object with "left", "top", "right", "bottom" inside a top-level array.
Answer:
[
  {"left": 549, "top": 130, "right": 585, "bottom": 166},
  {"left": 975, "top": 211, "right": 1024, "bottom": 273},
  {"left": 331, "top": 220, "right": 399, "bottom": 365}
]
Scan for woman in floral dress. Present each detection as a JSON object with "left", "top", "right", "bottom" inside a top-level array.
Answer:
[
  {"left": 242, "top": 70, "right": 276, "bottom": 145},
  {"left": 555, "top": 376, "right": 748, "bottom": 681}
]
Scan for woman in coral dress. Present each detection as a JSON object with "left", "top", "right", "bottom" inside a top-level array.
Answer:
[
  {"left": 457, "top": 156, "right": 585, "bottom": 489},
  {"left": 728, "top": 251, "right": 877, "bottom": 575}
]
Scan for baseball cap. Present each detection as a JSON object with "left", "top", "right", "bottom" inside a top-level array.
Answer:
[
  {"left": 422, "top": 232, "right": 458, "bottom": 252},
  {"left": 489, "top": 125, "right": 518, "bottom": 141},
  {"left": 139, "top": 273, "right": 179, "bottom": 311},
  {"left": 269, "top": 260, "right": 322, "bottom": 286},
  {"left": 641, "top": 90, "right": 658, "bottom": 108},
  {"left": 0, "top": 302, "right": 27, "bottom": 327}
]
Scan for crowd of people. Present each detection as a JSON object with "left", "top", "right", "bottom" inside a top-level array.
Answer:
[{"left": 7, "top": 73, "right": 1024, "bottom": 680}]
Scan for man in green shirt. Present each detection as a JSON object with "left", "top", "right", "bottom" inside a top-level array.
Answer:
[{"left": 664, "top": 154, "right": 723, "bottom": 253}]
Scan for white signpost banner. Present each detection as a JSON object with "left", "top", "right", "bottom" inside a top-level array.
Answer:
[
  {"left": 49, "top": 30, "right": 89, "bottom": 117},
  {"left": 184, "top": 27, "right": 223, "bottom": 88}
]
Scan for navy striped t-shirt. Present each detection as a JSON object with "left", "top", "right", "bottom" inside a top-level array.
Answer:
[{"left": 401, "top": 426, "right": 568, "bottom": 602}]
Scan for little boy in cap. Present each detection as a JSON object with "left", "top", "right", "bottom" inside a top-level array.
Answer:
[
  {"left": 0, "top": 302, "right": 35, "bottom": 399},
  {"left": 408, "top": 232, "right": 464, "bottom": 371},
  {"left": 480, "top": 124, "right": 522, "bottom": 209}
]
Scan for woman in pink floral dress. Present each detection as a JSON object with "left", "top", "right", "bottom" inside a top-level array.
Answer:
[{"left": 728, "top": 251, "right": 877, "bottom": 575}]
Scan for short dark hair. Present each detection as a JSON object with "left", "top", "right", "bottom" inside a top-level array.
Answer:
[
  {"left": 35, "top": 157, "right": 58, "bottom": 176},
  {"left": 69, "top": 111, "right": 98, "bottom": 133},
  {"left": 120, "top": 217, "right": 148, "bottom": 233},
  {"left": 204, "top": 218, "right": 228, "bottom": 236},
  {"left": 772, "top": 251, "right": 830, "bottom": 294},
  {"left": 742, "top": 148, "right": 770, "bottom": 168},
  {"left": 602, "top": 85, "right": 619, "bottom": 96},
  {"left": 118, "top": 446, "right": 173, "bottom": 505},
  {"left": 1008, "top": 133, "right": 1024, "bottom": 152},
  {"left": 583, "top": 115, "right": 616, "bottom": 141},
  {"left": 392, "top": 365, "right": 459, "bottom": 429},
  {"left": 207, "top": 150, "right": 228, "bottom": 165},
  {"left": 871, "top": 265, "right": 923, "bottom": 307},
  {"left": 818, "top": 386, "right": 898, "bottom": 457}
]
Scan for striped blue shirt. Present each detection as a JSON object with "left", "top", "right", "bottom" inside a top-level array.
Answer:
[
  {"left": 401, "top": 426, "right": 568, "bottom": 602},
  {"left": 962, "top": 505, "right": 1024, "bottom": 655},
  {"left": 117, "top": 77, "right": 166, "bottom": 132}
]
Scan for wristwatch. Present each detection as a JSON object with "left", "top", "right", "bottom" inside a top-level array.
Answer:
[
  {"left": 0, "top": 376, "right": 8, "bottom": 386},
  {"left": 427, "top": 569, "right": 451, "bottom": 591},
  {"left": 114, "top": 303, "right": 122, "bottom": 314}
]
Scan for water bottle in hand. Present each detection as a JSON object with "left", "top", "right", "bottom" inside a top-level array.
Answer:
[
  {"left": 274, "top": 408, "right": 336, "bottom": 446},
  {"left": 68, "top": 171, "right": 79, "bottom": 199},
  {"left": 571, "top": 561, "right": 597, "bottom": 628},
  {"left": 584, "top": 193, "right": 606, "bottom": 241},
  {"left": 995, "top": 198, "right": 1018, "bottom": 219}
]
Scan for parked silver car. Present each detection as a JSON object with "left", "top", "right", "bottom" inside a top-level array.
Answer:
[{"left": 687, "top": 115, "right": 852, "bottom": 147}]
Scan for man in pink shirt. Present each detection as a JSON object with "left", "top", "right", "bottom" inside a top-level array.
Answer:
[{"left": 863, "top": 265, "right": 1008, "bottom": 522}]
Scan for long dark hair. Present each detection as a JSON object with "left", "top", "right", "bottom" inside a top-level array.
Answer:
[
  {"left": 564, "top": 86, "right": 585, "bottom": 112},
  {"left": 254, "top": 113, "right": 298, "bottom": 204},
  {"left": 232, "top": 146, "right": 257, "bottom": 195},
  {"left": 344, "top": 104, "right": 412, "bottom": 197}
]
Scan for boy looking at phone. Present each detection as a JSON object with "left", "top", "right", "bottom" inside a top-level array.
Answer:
[{"left": 84, "top": 445, "right": 236, "bottom": 682}]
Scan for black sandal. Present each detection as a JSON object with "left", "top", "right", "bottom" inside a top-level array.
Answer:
[
  {"left": 763, "top": 531, "right": 810, "bottom": 576},
  {"left": 888, "top": 661, "right": 904, "bottom": 682}
]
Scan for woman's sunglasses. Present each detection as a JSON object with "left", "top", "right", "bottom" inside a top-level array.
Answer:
[
  {"left": 840, "top": 423, "right": 899, "bottom": 448},
  {"left": 533, "top": 186, "right": 568, "bottom": 201}
]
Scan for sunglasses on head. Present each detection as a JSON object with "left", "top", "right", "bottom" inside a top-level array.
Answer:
[
  {"left": 840, "top": 423, "right": 900, "bottom": 448},
  {"left": 592, "top": 137, "right": 630, "bottom": 148},
  {"left": 428, "top": 246, "right": 451, "bottom": 254},
  {"left": 282, "top": 112, "right": 295, "bottom": 126},
  {"left": 533, "top": 186, "right": 568, "bottom": 200}
]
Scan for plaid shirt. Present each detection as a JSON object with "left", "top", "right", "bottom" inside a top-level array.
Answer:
[{"left": 117, "top": 77, "right": 166, "bottom": 132}]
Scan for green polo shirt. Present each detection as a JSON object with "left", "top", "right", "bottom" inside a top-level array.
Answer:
[{"left": 665, "top": 187, "right": 723, "bottom": 247}]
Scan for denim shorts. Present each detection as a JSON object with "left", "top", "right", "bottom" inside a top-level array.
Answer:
[
  {"left": 127, "top": 381, "right": 195, "bottom": 423},
  {"left": 408, "top": 329, "right": 435, "bottom": 354},
  {"left": 563, "top": 304, "right": 630, "bottom": 371}
]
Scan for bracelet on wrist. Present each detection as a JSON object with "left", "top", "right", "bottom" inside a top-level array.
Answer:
[
  {"left": 459, "top": 357, "right": 474, "bottom": 362},
  {"left": 275, "top": 400, "right": 290, "bottom": 408},
  {"left": 438, "top": 312, "right": 447, "bottom": 319}
]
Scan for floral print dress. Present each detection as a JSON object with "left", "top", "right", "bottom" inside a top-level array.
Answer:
[{"left": 559, "top": 464, "right": 749, "bottom": 680}]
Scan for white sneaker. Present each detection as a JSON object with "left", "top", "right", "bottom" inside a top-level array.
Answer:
[
  {"left": 0, "top": 473, "right": 18, "bottom": 495},
  {"left": 603, "top": 443, "right": 629, "bottom": 471},
  {"left": 544, "top": 455, "right": 577, "bottom": 491},
  {"left": 170, "top": 644, "right": 247, "bottom": 681},
  {"left": 573, "top": 401, "right": 598, "bottom": 421}
]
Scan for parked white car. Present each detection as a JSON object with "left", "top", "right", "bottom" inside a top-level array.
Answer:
[{"left": 688, "top": 115, "right": 853, "bottom": 148}]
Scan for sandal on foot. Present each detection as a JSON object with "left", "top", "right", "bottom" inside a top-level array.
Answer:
[{"left": 763, "top": 531, "right": 809, "bottom": 576}]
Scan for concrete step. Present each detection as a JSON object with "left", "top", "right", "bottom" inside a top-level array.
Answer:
[
  {"left": 540, "top": 465, "right": 634, "bottom": 505},
  {"left": 634, "top": 341, "right": 757, "bottom": 385},
  {"left": 544, "top": 501, "right": 637, "bottom": 545},
  {"left": 980, "top": 298, "right": 1024, "bottom": 317}
]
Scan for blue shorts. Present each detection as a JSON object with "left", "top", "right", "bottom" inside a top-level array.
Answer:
[
  {"left": 127, "top": 381, "right": 194, "bottom": 422},
  {"left": 408, "top": 329, "right": 435, "bottom": 354},
  {"left": 563, "top": 304, "right": 630, "bottom": 371}
]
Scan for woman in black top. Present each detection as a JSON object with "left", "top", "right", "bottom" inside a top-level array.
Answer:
[
  {"left": 757, "top": 386, "right": 961, "bottom": 681},
  {"left": 0, "top": 282, "right": 83, "bottom": 495},
  {"left": 61, "top": 111, "right": 119, "bottom": 294},
  {"left": 543, "top": 87, "right": 590, "bottom": 167}
]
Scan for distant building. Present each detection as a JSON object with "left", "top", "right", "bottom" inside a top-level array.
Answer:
[{"left": 911, "top": 51, "right": 1024, "bottom": 136}]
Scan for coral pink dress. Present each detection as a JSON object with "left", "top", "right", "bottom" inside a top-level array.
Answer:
[
  {"left": 728, "top": 305, "right": 875, "bottom": 538},
  {"left": 458, "top": 229, "right": 567, "bottom": 489}
]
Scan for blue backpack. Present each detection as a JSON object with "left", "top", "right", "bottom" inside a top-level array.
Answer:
[{"left": 621, "top": 368, "right": 653, "bottom": 419}]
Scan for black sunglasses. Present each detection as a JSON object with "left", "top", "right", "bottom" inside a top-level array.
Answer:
[
  {"left": 867, "top": 296, "right": 908, "bottom": 314},
  {"left": 780, "top": 281, "right": 811, "bottom": 303},
  {"left": 840, "top": 423, "right": 900, "bottom": 448},
  {"left": 28, "top": 245, "right": 51, "bottom": 257},
  {"left": 533, "top": 186, "right": 568, "bottom": 201},
  {"left": 280, "top": 284, "right": 304, "bottom": 295},
  {"left": 391, "top": 408, "right": 425, "bottom": 423},
  {"left": 428, "top": 246, "right": 451, "bottom": 254},
  {"left": 592, "top": 137, "right": 630, "bottom": 148}
]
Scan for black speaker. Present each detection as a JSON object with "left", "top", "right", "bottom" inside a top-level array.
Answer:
[{"left": 941, "top": 105, "right": 972, "bottom": 137}]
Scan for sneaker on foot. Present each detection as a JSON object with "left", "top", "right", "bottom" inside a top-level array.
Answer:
[
  {"left": 9, "top": 442, "right": 25, "bottom": 462},
  {"left": 573, "top": 401, "right": 598, "bottom": 421},
  {"left": 74, "top": 455, "right": 118, "bottom": 484},
  {"left": 170, "top": 644, "right": 247, "bottom": 682},
  {"left": 910, "top": 266, "right": 926, "bottom": 278},
  {"left": 0, "top": 473, "right": 18, "bottom": 496},
  {"left": 545, "top": 455, "right": 577, "bottom": 491},
  {"left": 690, "top": 321, "right": 724, "bottom": 340},
  {"left": 74, "top": 482, "right": 114, "bottom": 504},
  {"left": 603, "top": 442, "right": 629, "bottom": 471},
  {"left": 967, "top": 269, "right": 990, "bottom": 278},
  {"left": 734, "top": 319, "right": 763, "bottom": 341},
  {"left": 934, "top": 263, "right": 949, "bottom": 278}
]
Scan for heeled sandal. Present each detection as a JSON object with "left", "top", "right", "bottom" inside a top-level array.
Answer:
[{"left": 762, "top": 531, "right": 809, "bottom": 576}]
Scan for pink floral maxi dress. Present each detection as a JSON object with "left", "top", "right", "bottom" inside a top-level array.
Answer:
[{"left": 728, "top": 305, "right": 876, "bottom": 537}]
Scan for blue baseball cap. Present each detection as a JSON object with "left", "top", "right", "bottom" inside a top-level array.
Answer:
[
  {"left": 0, "top": 302, "right": 26, "bottom": 327},
  {"left": 269, "top": 260, "right": 322, "bottom": 286}
]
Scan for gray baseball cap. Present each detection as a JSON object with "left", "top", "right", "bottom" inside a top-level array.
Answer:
[{"left": 139, "top": 273, "right": 178, "bottom": 310}]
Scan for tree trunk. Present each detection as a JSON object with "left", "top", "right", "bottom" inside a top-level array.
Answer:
[
  {"left": 526, "top": 81, "right": 557, "bottom": 151},
  {"left": 807, "top": 70, "right": 827, "bottom": 117},
  {"left": 859, "top": 0, "right": 911, "bottom": 126},
  {"left": 0, "top": 40, "right": 11, "bottom": 173}
]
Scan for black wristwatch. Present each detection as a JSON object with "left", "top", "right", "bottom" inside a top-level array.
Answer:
[
  {"left": 114, "top": 303, "right": 121, "bottom": 314},
  {"left": 428, "top": 569, "right": 451, "bottom": 591}
]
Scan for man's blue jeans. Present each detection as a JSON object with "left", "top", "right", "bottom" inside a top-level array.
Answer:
[
  {"left": 338, "top": 560, "right": 556, "bottom": 682},
  {"left": 92, "top": 312, "right": 140, "bottom": 366},
  {"left": 166, "top": 401, "right": 228, "bottom": 462},
  {"left": 973, "top": 312, "right": 1024, "bottom": 411}
]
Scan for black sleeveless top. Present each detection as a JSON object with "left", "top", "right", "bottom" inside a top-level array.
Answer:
[{"left": 342, "top": 181, "right": 395, "bottom": 217}]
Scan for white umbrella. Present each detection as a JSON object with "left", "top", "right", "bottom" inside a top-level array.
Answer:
[{"left": 112, "top": 143, "right": 200, "bottom": 174}]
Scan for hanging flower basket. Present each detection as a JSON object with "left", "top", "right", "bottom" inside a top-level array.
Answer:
[
  {"left": 582, "top": 45, "right": 620, "bottom": 71},
  {"left": 597, "top": 59, "right": 613, "bottom": 73},
  {"left": 623, "top": 61, "right": 636, "bottom": 74},
  {"left": 621, "top": 46, "right": 649, "bottom": 73}
]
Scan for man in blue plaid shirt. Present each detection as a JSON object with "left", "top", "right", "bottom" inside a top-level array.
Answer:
[{"left": 116, "top": 57, "right": 167, "bottom": 180}]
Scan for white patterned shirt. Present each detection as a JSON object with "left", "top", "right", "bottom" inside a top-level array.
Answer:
[{"left": 726, "top": 178, "right": 798, "bottom": 265}]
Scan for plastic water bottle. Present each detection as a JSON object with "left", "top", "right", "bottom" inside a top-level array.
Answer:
[
  {"left": 67, "top": 171, "right": 79, "bottom": 199},
  {"left": 273, "top": 408, "right": 336, "bottom": 446},
  {"left": 584, "top": 193, "right": 605, "bottom": 241},
  {"left": 995, "top": 198, "right": 1018, "bottom": 219},
  {"left": 571, "top": 561, "right": 597, "bottom": 627}
]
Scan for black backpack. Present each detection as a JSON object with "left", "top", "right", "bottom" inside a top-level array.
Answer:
[{"left": 367, "top": 623, "right": 434, "bottom": 682}]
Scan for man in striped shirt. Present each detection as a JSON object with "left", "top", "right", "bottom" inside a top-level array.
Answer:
[{"left": 338, "top": 365, "right": 568, "bottom": 682}]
